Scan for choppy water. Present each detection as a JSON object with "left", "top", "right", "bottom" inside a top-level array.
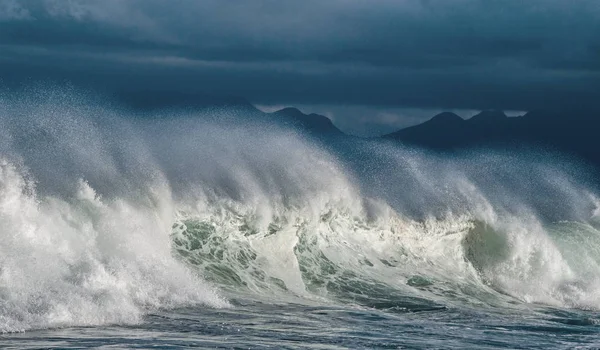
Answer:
[
  {"left": 2, "top": 302, "right": 599, "bottom": 349},
  {"left": 0, "top": 86, "right": 599, "bottom": 348}
]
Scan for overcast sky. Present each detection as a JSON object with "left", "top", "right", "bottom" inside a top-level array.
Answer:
[{"left": 1, "top": 0, "right": 599, "bottom": 135}]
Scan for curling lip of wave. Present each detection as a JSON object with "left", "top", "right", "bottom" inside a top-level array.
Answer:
[{"left": 0, "top": 87, "right": 599, "bottom": 333}]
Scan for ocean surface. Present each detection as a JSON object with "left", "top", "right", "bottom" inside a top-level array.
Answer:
[{"left": 0, "top": 87, "right": 599, "bottom": 349}]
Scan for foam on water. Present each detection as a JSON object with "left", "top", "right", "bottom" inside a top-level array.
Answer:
[
  {"left": 172, "top": 194, "right": 600, "bottom": 313},
  {"left": 1, "top": 86, "right": 600, "bottom": 333},
  {"left": 0, "top": 160, "right": 228, "bottom": 333}
]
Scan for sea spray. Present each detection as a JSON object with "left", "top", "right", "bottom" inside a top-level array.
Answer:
[
  {"left": 0, "top": 86, "right": 599, "bottom": 333},
  {"left": 0, "top": 159, "right": 227, "bottom": 333}
]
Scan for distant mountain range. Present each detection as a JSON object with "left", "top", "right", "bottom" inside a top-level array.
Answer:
[
  {"left": 270, "top": 107, "right": 344, "bottom": 136},
  {"left": 116, "top": 90, "right": 345, "bottom": 136},
  {"left": 382, "top": 109, "right": 600, "bottom": 168},
  {"left": 271, "top": 106, "right": 600, "bottom": 170},
  {"left": 115, "top": 90, "right": 600, "bottom": 170}
]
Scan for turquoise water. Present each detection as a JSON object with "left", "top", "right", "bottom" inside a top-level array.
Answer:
[{"left": 1, "top": 89, "right": 600, "bottom": 348}]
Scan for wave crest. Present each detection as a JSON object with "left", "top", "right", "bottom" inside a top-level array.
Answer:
[{"left": 1, "top": 86, "right": 599, "bottom": 332}]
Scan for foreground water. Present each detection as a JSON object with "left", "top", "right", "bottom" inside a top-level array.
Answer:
[
  {"left": 1, "top": 300, "right": 599, "bottom": 349},
  {"left": 1, "top": 88, "right": 600, "bottom": 348}
]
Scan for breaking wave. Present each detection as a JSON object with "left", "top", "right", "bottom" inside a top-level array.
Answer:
[{"left": 0, "top": 85, "right": 599, "bottom": 332}]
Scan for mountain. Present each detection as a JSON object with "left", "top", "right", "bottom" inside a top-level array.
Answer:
[
  {"left": 270, "top": 107, "right": 344, "bottom": 136},
  {"left": 383, "top": 112, "right": 467, "bottom": 148},
  {"left": 112, "top": 90, "right": 344, "bottom": 137},
  {"left": 383, "top": 109, "right": 600, "bottom": 168},
  {"left": 112, "top": 89, "right": 600, "bottom": 170}
]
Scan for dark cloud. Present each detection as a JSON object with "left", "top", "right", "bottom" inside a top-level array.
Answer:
[{"left": 1, "top": 0, "right": 599, "bottom": 134}]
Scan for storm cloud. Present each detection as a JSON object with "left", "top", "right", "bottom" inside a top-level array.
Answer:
[{"left": 1, "top": 0, "right": 599, "bottom": 134}]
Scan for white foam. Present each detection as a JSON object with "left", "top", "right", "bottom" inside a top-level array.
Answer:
[
  {"left": 1, "top": 85, "right": 600, "bottom": 331},
  {"left": 0, "top": 160, "right": 227, "bottom": 333}
]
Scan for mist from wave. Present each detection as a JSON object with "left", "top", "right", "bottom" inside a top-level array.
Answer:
[{"left": 0, "top": 85, "right": 599, "bottom": 333}]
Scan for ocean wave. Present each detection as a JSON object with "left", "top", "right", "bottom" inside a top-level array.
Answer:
[{"left": 0, "top": 86, "right": 599, "bottom": 332}]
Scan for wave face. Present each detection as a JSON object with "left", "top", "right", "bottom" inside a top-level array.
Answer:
[{"left": 0, "top": 86, "right": 599, "bottom": 332}]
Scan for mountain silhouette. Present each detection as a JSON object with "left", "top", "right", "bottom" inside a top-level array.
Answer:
[
  {"left": 112, "top": 90, "right": 346, "bottom": 137},
  {"left": 383, "top": 109, "right": 600, "bottom": 169},
  {"left": 271, "top": 107, "right": 344, "bottom": 136},
  {"left": 111, "top": 89, "right": 600, "bottom": 171}
]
